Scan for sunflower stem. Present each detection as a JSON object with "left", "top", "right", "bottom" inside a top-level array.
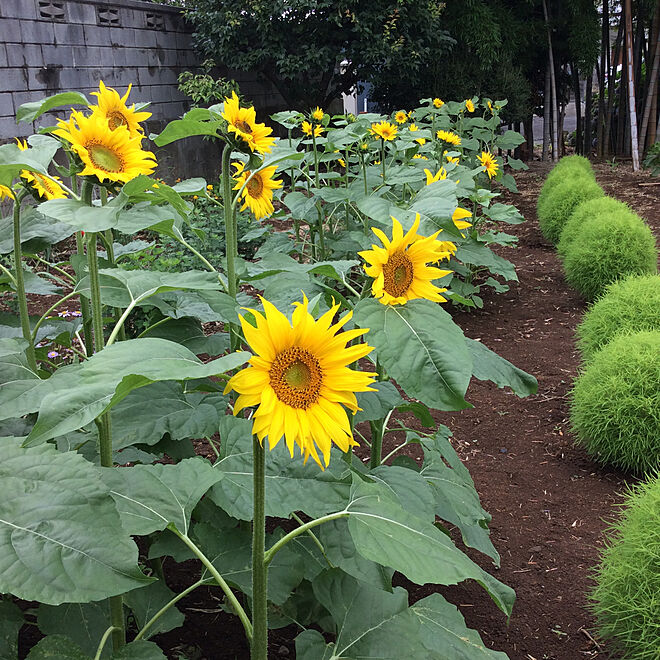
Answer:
[
  {"left": 100, "top": 189, "right": 126, "bottom": 343},
  {"left": 251, "top": 435, "right": 268, "bottom": 660},
  {"left": 380, "top": 141, "right": 386, "bottom": 183},
  {"left": 12, "top": 196, "right": 38, "bottom": 372},
  {"left": 77, "top": 182, "right": 95, "bottom": 357},
  {"left": 222, "top": 143, "right": 240, "bottom": 351}
]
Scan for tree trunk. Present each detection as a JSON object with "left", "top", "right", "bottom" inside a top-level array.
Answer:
[
  {"left": 524, "top": 114, "right": 535, "bottom": 161},
  {"left": 572, "top": 65, "right": 582, "bottom": 154},
  {"left": 624, "top": 0, "right": 640, "bottom": 169},
  {"left": 605, "top": 18, "right": 624, "bottom": 157},
  {"left": 584, "top": 67, "right": 594, "bottom": 155},
  {"left": 597, "top": 0, "right": 609, "bottom": 157},
  {"left": 542, "top": 65, "right": 551, "bottom": 161},
  {"left": 543, "top": 0, "right": 559, "bottom": 162},
  {"left": 639, "top": 0, "right": 660, "bottom": 154}
]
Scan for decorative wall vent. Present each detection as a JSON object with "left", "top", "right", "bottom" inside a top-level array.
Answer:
[
  {"left": 97, "top": 6, "right": 120, "bottom": 26},
  {"left": 146, "top": 13, "right": 165, "bottom": 30},
  {"left": 38, "top": 1, "right": 66, "bottom": 21}
]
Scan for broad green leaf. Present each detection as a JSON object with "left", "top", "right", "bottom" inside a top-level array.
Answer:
[
  {"left": 456, "top": 241, "right": 518, "bottom": 282},
  {"left": 495, "top": 130, "right": 525, "bottom": 150},
  {"left": 110, "top": 641, "right": 167, "bottom": 660},
  {"left": 38, "top": 198, "right": 124, "bottom": 232},
  {"left": 23, "top": 339, "right": 249, "bottom": 446},
  {"left": 37, "top": 601, "right": 112, "bottom": 658},
  {"left": 111, "top": 382, "right": 225, "bottom": 449},
  {"left": 499, "top": 173, "right": 519, "bottom": 193},
  {"left": 11, "top": 268, "right": 61, "bottom": 296},
  {"left": 295, "top": 630, "right": 334, "bottom": 660},
  {"left": 354, "top": 381, "right": 404, "bottom": 423},
  {"left": 0, "top": 599, "right": 23, "bottom": 660},
  {"left": 270, "top": 110, "right": 302, "bottom": 129},
  {"left": 419, "top": 428, "right": 499, "bottom": 563},
  {"left": 152, "top": 119, "right": 223, "bottom": 146},
  {"left": 210, "top": 416, "right": 351, "bottom": 520},
  {"left": 370, "top": 465, "right": 435, "bottom": 522},
  {"left": 0, "top": 207, "right": 74, "bottom": 255},
  {"left": 346, "top": 478, "right": 515, "bottom": 615},
  {"left": 466, "top": 338, "right": 537, "bottom": 396},
  {"left": 0, "top": 439, "right": 151, "bottom": 604},
  {"left": 103, "top": 457, "right": 222, "bottom": 536},
  {"left": 76, "top": 269, "right": 221, "bottom": 309},
  {"left": 147, "top": 289, "right": 241, "bottom": 325},
  {"left": 113, "top": 203, "right": 185, "bottom": 236},
  {"left": 124, "top": 580, "right": 185, "bottom": 640},
  {"left": 507, "top": 157, "right": 528, "bottom": 171},
  {"left": 25, "top": 635, "right": 89, "bottom": 660},
  {"left": 0, "top": 144, "right": 52, "bottom": 187},
  {"left": 16, "top": 91, "right": 89, "bottom": 123},
  {"left": 284, "top": 191, "right": 317, "bottom": 221},
  {"left": 172, "top": 177, "right": 207, "bottom": 194},
  {"left": 354, "top": 298, "right": 472, "bottom": 411},
  {"left": 484, "top": 203, "right": 524, "bottom": 224}
]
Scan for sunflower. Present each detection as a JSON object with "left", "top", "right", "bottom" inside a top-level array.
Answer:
[
  {"left": 433, "top": 98, "right": 444, "bottom": 108},
  {"left": 452, "top": 207, "right": 473, "bottom": 231},
  {"left": 369, "top": 121, "right": 397, "bottom": 141},
  {"left": 359, "top": 214, "right": 453, "bottom": 306},
  {"left": 89, "top": 80, "right": 151, "bottom": 136},
  {"left": 444, "top": 150, "right": 460, "bottom": 165},
  {"left": 424, "top": 168, "right": 447, "bottom": 185},
  {"left": 359, "top": 142, "right": 369, "bottom": 151},
  {"left": 222, "top": 91, "right": 275, "bottom": 154},
  {"left": 436, "top": 130, "right": 461, "bottom": 146},
  {"left": 415, "top": 138, "right": 426, "bottom": 146},
  {"left": 477, "top": 151, "right": 499, "bottom": 178},
  {"left": 465, "top": 99, "right": 475, "bottom": 113},
  {"left": 233, "top": 162, "right": 282, "bottom": 219},
  {"left": 54, "top": 110, "right": 156, "bottom": 184},
  {"left": 311, "top": 106, "right": 325, "bottom": 122},
  {"left": 15, "top": 139, "right": 67, "bottom": 200},
  {"left": 412, "top": 154, "right": 428, "bottom": 160},
  {"left": 224, "top": 297, "right": 376, "bottom": 468},
  {"left": 301, "top": 120, "right": 324, "bottom": 138},
  {"left": 0, "top": 184, "right": 14, "bottom": 200},
  {"left": 408, "top": 124, "right": 418, "bottom": 132},
  {"left": 394, "top": 110, "right": 408, "bottom": 124}
]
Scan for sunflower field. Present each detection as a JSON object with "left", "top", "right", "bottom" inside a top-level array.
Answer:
[{"left": 0, "top": 84, "right": 537, "bottom": 659}]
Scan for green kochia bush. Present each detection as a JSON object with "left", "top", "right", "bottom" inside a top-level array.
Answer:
[
  {"left": 537, "top": 160, "right": 596, "bottom": 207},
  {"left": 577, "top": 274, "right": 660, "bottom": 361},
  {"left": 557, "top": 196, "right": 631, "bottom": 259},
  {"left": 570, "top": 331, "right": 660, "bottom": 473},
  {"left": 562, "top": 210, "right": 657, "bottom": 301},
  {"left": 537, "top": 176, "right": 603, "bottom": 244},
  {"left": 591, "top": 473, "right": 660, "bottom": 660},
  {"left": 553, "top": 154, "right": 593, "bottom": 173}
]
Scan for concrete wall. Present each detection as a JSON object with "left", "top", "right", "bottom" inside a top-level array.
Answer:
[{"left": 0, "top": 0, "right": 285, "bottom": 178}]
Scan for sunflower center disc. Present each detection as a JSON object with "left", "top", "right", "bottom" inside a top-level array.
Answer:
[
  {"left": 107, "top": 112, "right": 128, "bottom": 131},
  {"left": 382, "top": 251, "right": 413, "bottom": 297},
  {"left": 88, "top": 143, "right": 124, "bottom": 173},
  {"left": 247, "top": 175, "right": 264, "bottom": 198},
  {"left": 269, "top": 347, "right": 322, "bottom": 409},
  {"left": 235, "top": 120, "right": 253, "bottom": 134}
]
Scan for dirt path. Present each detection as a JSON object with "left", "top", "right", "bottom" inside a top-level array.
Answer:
[{"left": 416, "top": 161, "right": 660, "bottom": 660}]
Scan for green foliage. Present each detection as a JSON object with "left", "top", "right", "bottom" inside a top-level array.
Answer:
[
  {"left": 591, "top": 473, "right": 660, "bottom": 659},
  {"left": 537, "top": 175, "right": 603, "bottom": 244},
  {"left": 557, "top": 196, "right": 631, "bottom": 259},
  {"left": 562, "top": 209, "right": 658, "bottom": 301},
  {"left": 570, "top": 331, "right": 660, "bottom": 474},
  {"left": 642, "top": 141, "right": 660, "bottom": 176},
  {"left": 184, "top": 0, "right": 452, "bottom": 108},
  {"left": 576, "top": 274, "right": 660, "bottom": 361},
  {"left": 554, "top": 154, "right": 593, "bottom": 173},
  {"left": 177, "top": 59, "right": 239, "bottom": 106}
]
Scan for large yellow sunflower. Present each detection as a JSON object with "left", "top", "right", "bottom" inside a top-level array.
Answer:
[
  {"left": 477, "top": 151, "right": 499, "bottom": 178},
  {"left": 301, "top": 120, "right": 324, "bottom": 138},
  {"left": 15, "top": 139, "right": 67, "bottom": 200},
  {"left": 424, "top": 168, "right": 447, "bottom": 185},
  {"left": 233, "top": 162, "right": 282, "bottom": 219},
  {"left": 224, "top": 297, "right": 376, "bottom": 468},
  {"left": 436, "top": 130, "right": 461, "bottom": 146},
  {"left": 394, "top": 110, "right": 408, "bottom": 124},
  {"left": 89, "top": 80, "right": 151, "bottom": 136},
  {"left": 222, "top": 91, "right": 275, "bottom": 155},
  {"left": 0, "top": 184, "right": 14, "bottom": 200},
  {"left": 54, "top": 110, "right": 156, "bottom": 184},
  {"left": 359, "top": 214, "right": 453, "bottom": 306},
  {"left": 369, "top": 121, "right": 398, "bottom": 141},
  {"left": 433, "top": 98, "right": 444, "bottom": 108},
  {"left": 465, "top": 99, "right": 475, "bottom": 113}
]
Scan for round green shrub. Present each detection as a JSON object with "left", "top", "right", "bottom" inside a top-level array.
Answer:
[
  {"left": 537, "top": 176, "right": 603, "bottom": 244},
  {"left": 562, "top": 210, "right": 657, "bottom": 301},
  {"left": 591, "top": 473, "right": 660, "bottom": 659},
  {"left": 557, "top": 196, "right": 631, "bottom": 260},
  {"left": 570, "top": 330, "right": 660, "bottom": 473},
  {"left": 576, "top": 274, "right": 660, "bottom": 361},
  {"left": 555, "top": 154, "right": 594, "bottom": 173},
  {"left": 538, "top": 161, "right": 596, "bottom": 204}
]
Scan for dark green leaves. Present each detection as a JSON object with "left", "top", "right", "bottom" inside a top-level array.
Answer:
[{"left": 16, "top": 92, "right": 89, "bottom": 123}]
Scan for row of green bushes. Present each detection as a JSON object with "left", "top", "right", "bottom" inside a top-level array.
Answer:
[{"left": 537, "top": 156, "right": 660, "bottom": 659}]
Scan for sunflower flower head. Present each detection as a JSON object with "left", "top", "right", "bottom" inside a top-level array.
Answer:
[
  {"left": 359, "top": 214, "right": 453, "bottom": 306},
  {"left": 301, "top": 120, "right": 324, "bottom": 138},
  {"left": 436, "top": 130, "right": 461, "bottom": 146},
  {"left": 15, "top": 138, "right": 67, "bottom": 200},
  {"left": 0, "top": 184, "right": 14, "bottom": 200},
  {"left": 452, "top": 207, "right": 473, "bottom": 231},
  {"left": 444, "top": 150, "right": 460, "bottom": 165},
  {"left": 311, "top": 106, "right": 325, "bottom": 122},
  {"left": 433, "top": 98, "right": 444, "bottom": 108},
  {"left": 408, "top": 124, "right": 418, "bottom": 132},
  {"left": 394, "top": 110, "right": 408, "bottom": 124},
  {"left": 222, "top": 91, "right": 275, "bottom": 155},
  {"left": 412, "top": 154, "right": 428, "bottom": 160},
  {"left": 54, "top": 110, "right": 156, "bottom": 184},
  {"left": 465, "top": 99, "right": 475, "bottom": 113},
  {"left": 370, "top": 121, "right": 398, "bottom": 141},
  {"left": 233, "top": 161, "right": 283, "bottom": 219},
  {"left": 224, "top": 297, "right": 376, "bottom": 468},
  {"left": 477, "top": 151, "right": 499, "bottom": 179},
  {"left": 89, "top": 80, "right": 151, "bottom": 136},
  {"left": 424, "top": 167, "right": 447, "bottom": 185}
]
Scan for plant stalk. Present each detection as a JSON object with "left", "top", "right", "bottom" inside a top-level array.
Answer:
[
  {"left": 222, "top": 143, "right": 240, "bottom": 351},
  {"left": 251, "top": 435, "right": 268, "bottom": 660}
]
